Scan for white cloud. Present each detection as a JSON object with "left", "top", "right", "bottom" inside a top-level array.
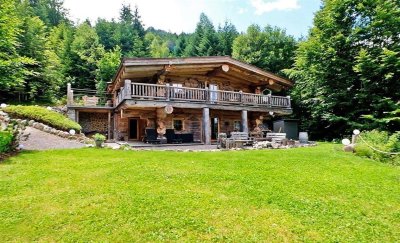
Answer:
[
  {"left": 250, "top": 0, "right": 300, "bottom": 15},
  {"left": 238, "top": 7, "right": 248, "bottom": 14}
]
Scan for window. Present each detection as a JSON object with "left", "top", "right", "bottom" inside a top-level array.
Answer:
[
  {"left": 173, "top": 119, "right": 184, "bottom": 131},
  {"left": 233, "top": 121, "right": 241, "bottom": 132},
  {"left": 172, "top": 83, "right": 183, "bottom": 93}
]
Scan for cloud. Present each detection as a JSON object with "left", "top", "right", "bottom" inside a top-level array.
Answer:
[
  {"left": 250, "top": 0, "right": 300, "bottom": 15},
  {"left": 238, "top": 7, "right": 248, "bottom": 14}
]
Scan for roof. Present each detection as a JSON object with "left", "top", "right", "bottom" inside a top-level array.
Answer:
[{"left": 110, "top": 56, "right": 293, "bottom": 92}]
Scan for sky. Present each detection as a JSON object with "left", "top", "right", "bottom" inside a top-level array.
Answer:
[{"left": 63, "top": 0, "right": 322, "bottom": 37}]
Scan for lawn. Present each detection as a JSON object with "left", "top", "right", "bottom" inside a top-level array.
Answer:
[{"left": 0, "top": 144, "right": 399, "bottom": 242}]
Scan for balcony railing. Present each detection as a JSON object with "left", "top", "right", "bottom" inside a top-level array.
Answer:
[{"left": 115, "top": 82, "right": 291, "bottom": 109}]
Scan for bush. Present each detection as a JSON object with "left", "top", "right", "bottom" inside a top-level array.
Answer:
[
  {"left": 0, "top": 131, "right": 13, "bottom": 153},
  {"left": 355, "top": 130, "right": 400, "bottom": 165},
  {"left": 93, "top": 133, "right": 106, "bottom": 141},
  {"left": 3, "top": 105, "right": 81, "bottom": 132}
]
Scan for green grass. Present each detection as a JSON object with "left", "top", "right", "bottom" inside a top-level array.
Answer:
[
  {"left": 0, "top": 144, "right": 399, "bottom": 242},
  {"left": 3, "top": 105, "right": 81, "bottom": 131}
]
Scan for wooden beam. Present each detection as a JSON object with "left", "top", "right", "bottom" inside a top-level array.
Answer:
[{"left": 207, "top": 64, "right": 230, "bottom": 77}]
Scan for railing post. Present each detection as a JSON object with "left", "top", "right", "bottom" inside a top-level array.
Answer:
[
  {"left": 239, "top": 90, "right": 243, "bottom": 104},
  {"left": 205, "top": 87, "right": 209, "bottom": 103},
  {"left": 124, "top": 79, "right": 132, "bottom": 99},
  {"left": 67, "top": 83, "right": 73, "bottom": 105},
  {"left": 287, "top": 95, "right": 291, "bottom": 108},
  {"left": 166, "top": 83, "right": 170, "bottom": 101}
]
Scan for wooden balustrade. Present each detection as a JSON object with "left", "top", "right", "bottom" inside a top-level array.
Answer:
[
  {"left": 66, "top": 83, "right": 291, "bottom": 109},
  {"left": 128, "top": 82, "right": 291, "bottom": 108}
]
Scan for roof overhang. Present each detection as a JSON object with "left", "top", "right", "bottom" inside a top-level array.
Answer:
[{"left": 109, "top": 56, "right": 293, "bottom": 92}]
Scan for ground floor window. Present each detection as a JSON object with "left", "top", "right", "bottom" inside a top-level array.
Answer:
[{"left": 173, "top": 119, "right": 184, "bottom": 131}]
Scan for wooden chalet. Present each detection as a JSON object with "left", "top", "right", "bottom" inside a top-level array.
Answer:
[{"left": 66, "top": 56, "right": 293, "bottom": 144}]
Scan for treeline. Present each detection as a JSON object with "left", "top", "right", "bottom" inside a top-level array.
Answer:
[
  {"left": 1, "top": 0, "right": 399, "bottom": 139},
  {"left": 0, "top": 0, "right": 296, "bottom": 103}
]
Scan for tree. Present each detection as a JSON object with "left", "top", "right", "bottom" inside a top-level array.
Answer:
[
  {"left": 115, "top": 4, "right": 148, "bottom": 56},
  {"left": 217, "top": 20, "right": 238, "bottom": 56},
  {"left": 95, "top": 18, "right": 118, "bottom": 51},
  {"left": 28, "top": 0, "right": 68, "bottom": 27},
  {"left": 69, "top": 22, "right": 104, "bottom": 89},
  {"left": 0, "top": 0, "right": 34, "bottom": 99},
  {"left": 285, "top": 0, "right": 400, "bottom": 139},
  {"left": 18, "top": 14, "right": 63, "bottom": 101},
  {"left": 232, "top": 24, "right": 296, "bottom": 75},
  {"left": 145, "top": 32, "right": 170, "bottom": 58},
  {"left": 185, "top": 13, "right": 219, "bottom": 56},
  {"left": 96, "top": 46, "right": 122, "bottom": 92}
]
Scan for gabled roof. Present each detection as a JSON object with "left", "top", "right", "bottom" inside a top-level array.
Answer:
[{"left": 110, "top": 56, "right": 293, "bottom": 92}]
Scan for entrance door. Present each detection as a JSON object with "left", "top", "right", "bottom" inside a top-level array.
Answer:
[
  {"left": 211, "top": 117, "right": 219, "bottom": 140},
  {"left": 129, "top": 119, "right": 139, "bottom": 140}
]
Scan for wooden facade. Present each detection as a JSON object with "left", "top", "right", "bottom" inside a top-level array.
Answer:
[{"left": 67, "top": 56, "right": 293, "bottom": 144}]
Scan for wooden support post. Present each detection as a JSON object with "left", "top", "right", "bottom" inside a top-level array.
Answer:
[
  {"left": 76, "top": 110, "right": 79, "bottom": 123},
  {"left": 166, "top": 83, "right": 170, "bottom": 101},
  {"left": 108, "top": 111, "right": 112, "bottom": 141},
  {"left": 241, "top": 110, "right": 248, "bottom": 134},
  {"left": 202, "top": 107, "right": 211, "bottom": 145},
  {"left": 124, "top": 79, "right": 132, "bottom": 99}
]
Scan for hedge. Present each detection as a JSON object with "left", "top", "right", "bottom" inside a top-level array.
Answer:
[
  {"left": 3, "top": 106, "right": 81, "bottom": 132},
  {"left": 0, "top": 131, "right": 13, "bottom": 153}
]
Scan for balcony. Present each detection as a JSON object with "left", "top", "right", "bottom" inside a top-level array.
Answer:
[{"left": 115, "top": 82, "right": 291, "bottom": 111}]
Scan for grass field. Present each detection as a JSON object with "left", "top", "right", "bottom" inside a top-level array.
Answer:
[{"left": 0, "top": 144, "right": 399, "bottom": 242}]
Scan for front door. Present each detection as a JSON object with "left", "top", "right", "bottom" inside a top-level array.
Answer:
[
  {"left": 211, "top": 117, "right": 219, "bottom": 140},
  {"left": 129, "top": 119, "right": 139, "bottom": 140}
]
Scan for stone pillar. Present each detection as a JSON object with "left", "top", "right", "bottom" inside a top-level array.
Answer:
[
  {"left": 67, "top": 108, "right": 76, "bottom": 121},
  {"left": 202, "top": 107, "right": 211, "bottom": 145},
  {"left": 241, "top": 110, "right": 248, "bottom": 134}
]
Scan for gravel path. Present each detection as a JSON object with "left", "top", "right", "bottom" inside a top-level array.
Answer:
[{"left": 21, "top": 127, "right": 85, "bottom": 150}]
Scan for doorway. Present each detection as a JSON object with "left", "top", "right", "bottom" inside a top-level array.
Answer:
[
  {"left": 129, "top": 118, "right": 139, "bottom": 140},
  {"left": 211, "top": 117, "right": 219, "bottom": 140}
]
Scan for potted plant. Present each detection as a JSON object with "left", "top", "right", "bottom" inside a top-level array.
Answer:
[{"left": 93, "top": 133, "right": 106, "bottom": 148}]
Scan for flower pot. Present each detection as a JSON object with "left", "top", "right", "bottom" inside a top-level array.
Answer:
[{"left": 95, "top": 140, "right": 103, "bottom": 148}]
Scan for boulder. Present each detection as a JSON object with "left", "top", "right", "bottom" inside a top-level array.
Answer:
[{"left": 28, "top": 120, "right": 35, "bottom": 126}]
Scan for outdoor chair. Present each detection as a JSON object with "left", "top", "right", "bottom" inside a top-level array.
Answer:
[
  {"left": 144, "top": 129, "right": 161, "bottom": 144},
  {"left": 166, "top": 129, "right": 183, "bottom": 144}
]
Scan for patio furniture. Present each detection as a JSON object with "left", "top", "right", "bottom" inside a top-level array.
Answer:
[
  {"left": 82, "top": 95, "right": 99, "bottom": 106},
  {"left": 230, "top": 132, "right": 253, "bottom": 148},
  {"left": 266, "top": 133, "right": 287, "bottom": 143},
  {"left": 166, "top": 129, "right": 183, "bottom": 144},
  {"left": 175, "top": 133, "right": 194, "bottom": 143},
  {"left": 144, "top": 129, "right": 161, "bottom": 144}
]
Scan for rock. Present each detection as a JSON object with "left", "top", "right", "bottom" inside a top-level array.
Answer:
[
  {"left": 28, "top": 120, "right": 35, "bottom": 126},
  {"left": 43, "top": 126, "right": 51, "bottom": 133}
]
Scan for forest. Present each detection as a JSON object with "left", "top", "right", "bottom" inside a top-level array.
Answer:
[{"left": 0, "top": 0, "right": 399, "bottom": 139}]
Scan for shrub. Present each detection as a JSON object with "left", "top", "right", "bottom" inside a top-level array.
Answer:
[
  {"left": 93, "top": 133, "right": 106, "bottom": 141},
  {"left": 0, "top": 131, "right": 13, "bottom": 153},
  {"left": 3, "top": 105, "right": 81, "bottom": 131},
  {"left": 355, "top": 130, "right": 400, "bottom": 165}
]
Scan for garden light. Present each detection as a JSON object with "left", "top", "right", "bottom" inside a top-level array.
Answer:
[
  {"left": 69, "top": 129, "right": 76, "bottom": 135},
  {"left": 353, "top": 129, "right": 360, "bottom": 135},
  {"left": 342, "top": 138, "right": 351, "bottom": 146}
]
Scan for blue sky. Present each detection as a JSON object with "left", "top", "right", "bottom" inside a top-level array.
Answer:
[{"left": 64, "top": 0, "right": 322, "bottom": 37}]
